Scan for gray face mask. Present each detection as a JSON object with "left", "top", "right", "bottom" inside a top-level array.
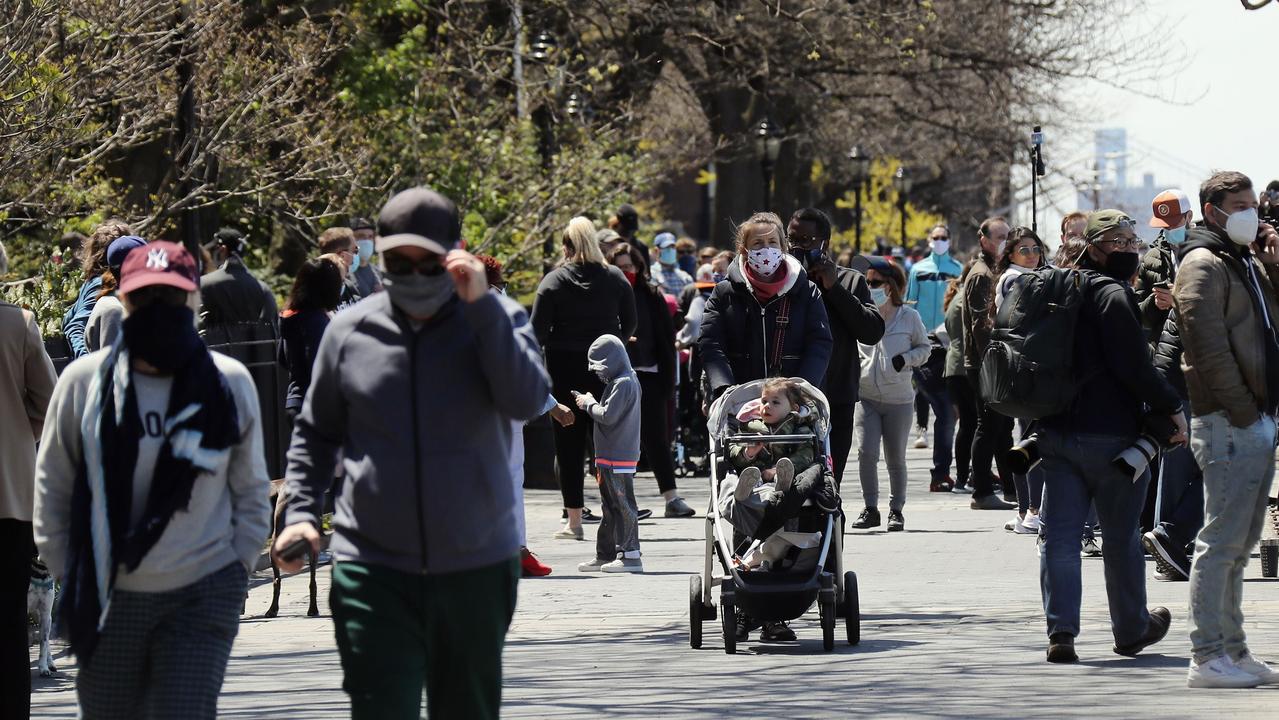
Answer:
[{"left": 383, "top": 271, "right": 456, "bottom": 319}]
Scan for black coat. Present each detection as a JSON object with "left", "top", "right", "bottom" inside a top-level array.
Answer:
[
  {"left": 531, "top": 261, "right": 638, "bottom": 354},
  {"left": 630, "top": 283, "right": 677, "bottom": 390},
  {"left": 1135, "top": 237, "right": 1176, "bottom": 343},
  {"left": 698, "top": 256, "right": 833, "bottom": 397},
  {"left": 1154, "top": 307, "right": 1188, "bottom": 401},
  {"left": 816, "top": 264, "right": 886, "bottom": 404},
  {"left": 198, "top": 257, "right": 279, "bottom": 347}
]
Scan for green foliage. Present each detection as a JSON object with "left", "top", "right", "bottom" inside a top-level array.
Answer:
[
  {"left": 0, "top": 245, "right": 83, "bottom": 338},
  {"left": 832, "top": 158, "right": 945, "bottom": 253}
]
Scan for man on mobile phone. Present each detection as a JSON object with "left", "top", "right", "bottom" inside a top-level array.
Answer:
[
  {"left": 1137, "top": 189, "right": 1194, "bottom": 343},
  {"left": 1175, "top": 171, "right": 1279, "bottom": 688},
  {"left": 273, "top": 188, "right": 551, "bottom": 717}
]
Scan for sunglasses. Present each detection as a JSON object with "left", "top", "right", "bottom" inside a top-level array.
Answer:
[
  {"left": 383, "top": 255, "right": 445, "bottom": 276},
  {"left": 1016, "top": 246, "right": 1042, "bottom": 256}
]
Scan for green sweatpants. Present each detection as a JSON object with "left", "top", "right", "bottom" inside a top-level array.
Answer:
[{"left": 330, "top": 557, "right": 520, "bottom": 720}]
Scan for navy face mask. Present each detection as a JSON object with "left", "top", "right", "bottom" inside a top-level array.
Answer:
[{"left": 791, "top": 247, "right": 823, "bottom": 269}]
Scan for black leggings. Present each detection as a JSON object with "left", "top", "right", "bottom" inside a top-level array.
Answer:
[
  {"left": 547, "top": 350, "right": 603, "bottom": 510},
  {"left": 0, "top": 519, "right": 34, "bottom": 720},
  {"left": 637, "top": 372, "right": 677, "bottom": 495},
  {"left": 829, "top": 402, "right": 855, "bottom": 491},
  {"left": 966, "top": 371, "right": 1013, "bottom": 498},
  {"left": 946, "top": 376, "right": 977, "bottom": 487}
]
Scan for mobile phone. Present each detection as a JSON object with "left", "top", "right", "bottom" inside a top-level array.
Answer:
[
  {"left": 571, "top": 390, "right": 582, "bottom": 399},
  {"left": 279, "top": 537, "right": 311, "bottom": 563},
  {"left": 1153, "top": 280, "right": 1170, "bottom": 290}
]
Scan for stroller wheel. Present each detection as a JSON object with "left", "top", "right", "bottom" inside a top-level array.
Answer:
[
  {"left": 844, "top": 571, "right": 861, "bottom": 646},
  {"left": 689, "top": 575, "right": 703, "bottom": 649},
  {"left": 721, "top": 593, "right": 736, "bottom": 654},
  {"left": 820, "top": 575, "right": 836, "bottom": 652}
]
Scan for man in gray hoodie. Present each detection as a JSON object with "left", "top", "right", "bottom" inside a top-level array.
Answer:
[
  {"left": 273, "top": 187, "right": 551, "bottom": 719},
  {"left": 573, "top": 334, "right": 644, "bottom": 574}
]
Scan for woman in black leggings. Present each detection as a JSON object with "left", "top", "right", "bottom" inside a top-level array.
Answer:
[
  {"left": 607, "top": 243, "right": 695, "bottom": 518},
  {"left": 942, "top": 261, "right": 976, "bottom": 491},
  {"left": 531, "top": 217, "right": 637, "bottom": 539}
]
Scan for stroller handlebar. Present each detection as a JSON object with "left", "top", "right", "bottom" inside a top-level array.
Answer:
[{"left": 723, "top": 433, "right": 816, "bottom": 444}]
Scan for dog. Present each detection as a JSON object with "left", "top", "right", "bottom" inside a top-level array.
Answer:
[
  {"left": 264, "top": 478, "right": 323, "bottom": 618},
  {"left": 27, "top": 557, "right": 56, "bottom": 676}
]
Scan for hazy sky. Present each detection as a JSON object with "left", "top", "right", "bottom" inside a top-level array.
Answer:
[{"left": 1024, "top": 0, "right": 1278, "bottom": 235}]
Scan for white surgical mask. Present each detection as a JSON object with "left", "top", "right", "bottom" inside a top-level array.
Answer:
[
  {"left": 930, "top": 239, "right": 950, "bottom": 256},
  {"left": 1216, "top": 206, "right": 1259, "bottom": 246},
  {"left": 870, "top": 287, "right": 888, "bottom": 306},
  {"left": 746, "top": 247, "right": 784, "bottom": 276}
]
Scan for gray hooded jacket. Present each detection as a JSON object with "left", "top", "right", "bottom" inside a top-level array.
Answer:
[
  {"left": 583, "top": 335, "right": 642, "bottom": 469},
  {"left": 282, "top": 290, "right": 550, "bottom": 575}
]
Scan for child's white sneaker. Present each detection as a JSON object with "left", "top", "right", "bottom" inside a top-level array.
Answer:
[
  {"left": 601, "top": 557, "right": 644, "bottom": 573},
  {"left": 774, "top": 457, "right": 795, "bottom": 495},
  {"left": 735, "top": 467, "right": 762, "bottom": 502},
  {"left": 1234, "top": 652, "right": 1279, "bottom": 684},
  {"left": 1187, "top": 656, "right": 1262, "bottom": 688}
]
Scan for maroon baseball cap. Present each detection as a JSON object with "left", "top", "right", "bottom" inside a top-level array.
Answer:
[{"left": 118, "top": 241, "right": 199, "bottom": 295}]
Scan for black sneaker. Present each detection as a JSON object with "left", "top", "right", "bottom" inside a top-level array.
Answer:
[
  {"left": 734, "top": 609, "right": 756, "bottom": 642},
  {"left": 636, "top": 508, "right": 653, "bottom": 521},
  {"left": 887, "top": 509, "right": 904, "bottom": 532},
  {"left": 760, "top": 621, "right": 796, "bottom": 642},
  {"left": 851, "top": 507, "right": 881, "bottom": 529},
  {"left": 1114, "top": 607, "right": 1172, "bottom": 657},
  {"left": 563, "top": 508, "right": 603, "bottom": 524},
  {"left": 1142, "top": 529, "right": 1190, "bottom": 580},
  {"left": 1047, "top": 632, "right": 1078, "bottom": 663}
]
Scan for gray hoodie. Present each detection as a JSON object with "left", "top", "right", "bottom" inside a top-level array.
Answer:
[
  {"left": 282, "top": 291, "right": 550, "bottom": 575},
  {"left": 583, "top": 335, "right": 641, "bottom": 470}
]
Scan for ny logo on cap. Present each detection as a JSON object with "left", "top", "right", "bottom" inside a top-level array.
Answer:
[{"left": 146, "top": 248, "right": 169, "bottom": 270}]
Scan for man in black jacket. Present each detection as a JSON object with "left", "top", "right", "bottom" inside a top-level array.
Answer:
[
  {"left": 787, "top": 208, "right": 885, "bottom": 488},
  {"left": 1037, "top": 210, "right": 1186, "bottom": 664},
  {"left": 1136, "top": 189, "right": 1193, "bottom": 343}
]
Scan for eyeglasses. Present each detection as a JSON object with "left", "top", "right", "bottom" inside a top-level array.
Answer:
[
  {"left": 1093, "top": 237, "right": 1142, "bottom": 251},
  {"left": 1016, "top": 246, "right": 1042, "bottom": 256},
  {"left": 383, "top": 255, "right": 445, "bottom": 276}
]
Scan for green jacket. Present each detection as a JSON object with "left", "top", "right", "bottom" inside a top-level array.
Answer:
[{"left": 728, "top": 412, "right": 817, "bottom": 474}]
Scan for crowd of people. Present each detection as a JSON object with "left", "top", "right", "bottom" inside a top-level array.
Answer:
[{"left": 1, "top": 171, "right": 1278, "bottom": 719}]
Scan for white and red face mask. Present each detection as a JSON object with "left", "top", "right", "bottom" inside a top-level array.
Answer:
[{"left": 746, "top": 247, "right": 783, "bottom": 276}]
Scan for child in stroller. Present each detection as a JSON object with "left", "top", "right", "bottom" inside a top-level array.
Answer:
[{"left": 719, "top": 378, "right": 838, "bottom": 567}]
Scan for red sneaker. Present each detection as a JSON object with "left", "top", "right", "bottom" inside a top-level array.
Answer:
[{"left": 520, "top": 547, "right": 552, "bottom": 577}]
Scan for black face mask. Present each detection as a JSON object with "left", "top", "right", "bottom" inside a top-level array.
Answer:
[
  {"left": 121, "top": 302, "right": 204, "bottom": 373},
  {"left": 1101, "top": 250, "right": 1140, "bottom": 282}
]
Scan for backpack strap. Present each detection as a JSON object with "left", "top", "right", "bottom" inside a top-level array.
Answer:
[{"left": 768, "top": 296, "right": 792, "bottom": 374}]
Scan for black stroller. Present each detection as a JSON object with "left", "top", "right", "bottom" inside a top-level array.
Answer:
[{"left": 689, "top": 378, "right": 860, "bottom": 653}]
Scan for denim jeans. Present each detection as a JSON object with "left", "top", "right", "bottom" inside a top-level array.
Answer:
[
  {"left": 1037, "top": 430, "right": 1151, "bottom": 643},
  {"left": 1187, "top": 411, "right": 1276, "bottom": 663},
  {"left": 914, "top": 368, "right": 955, "bottom": 481},
  {"left": 1154, "top": 409, "right": 1204, "bottom": 548}
]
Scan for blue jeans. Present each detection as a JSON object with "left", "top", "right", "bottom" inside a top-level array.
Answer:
[
  {"left": 914, "top": 368, "right": 955, "bottom": 481},
  {"left": 1187, "top": 412, "right": 1276, "bottom": 662},
  {"left": 1154, "top": 410, "right": 1204, "bottom": 548},
  {"left": 1037, "top": 430, "right": 1151, "bottom": 643}
]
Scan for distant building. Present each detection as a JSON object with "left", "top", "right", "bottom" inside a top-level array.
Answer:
[{"left": 1077, "top": 129, "right": 1161, "bottom": 240}]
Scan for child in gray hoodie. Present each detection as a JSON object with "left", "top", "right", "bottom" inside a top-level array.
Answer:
[{"left": 573, "top": 334, "right": 644, "bottom": 573}]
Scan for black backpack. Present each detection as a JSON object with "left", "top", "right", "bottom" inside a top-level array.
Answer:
[{"left": 979, "top": 267, "right": 1088, "bottom": 420}]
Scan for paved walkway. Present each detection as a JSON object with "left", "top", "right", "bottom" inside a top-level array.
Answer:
[{"left": 31, "top": 445, "right": 1279, "bottom": 718}]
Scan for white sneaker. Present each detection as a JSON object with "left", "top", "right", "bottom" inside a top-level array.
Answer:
[
  {"left": 1187, "top": 656, "right": 1262, "bottom": 688},
  {"left": 1004, "top": 515, "right": 1021, "bottom": 532},
  {"left": 553, "top": 524, "right": 584, "bottom": 541},
  {"left": 578, "top": 558, "right": 609, "bottom": 572},
  {"left": 1020, "top": 512, "right": 1043, "bottom": 532},
  {"left": 1234, "top": 652, "right": 1279, "bottom": 684},
  {"left": 601, "top": 557, "right": 644, "bottom": 573},
  {"left": 913, "top": 428, "right": 929, "bottom": 449}
]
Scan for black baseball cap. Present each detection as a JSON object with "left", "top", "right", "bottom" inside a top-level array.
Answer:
[
  {"left": 376, "top": 188, "right": 461, "bottom": 255},
  {"left": 213, "top": 228, "right": 246, "bottom": 249},
  {"left": 349, "top": 216, "right": 375, "bottom": 232}
]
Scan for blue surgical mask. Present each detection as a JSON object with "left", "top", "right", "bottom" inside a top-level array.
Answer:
[
  {"left": 356, "top": 239, "right": 375, "bottom": 262},
  {"left": 350, "top": 252, "right": 361, "bottom": 272},
  {"left": 870, "top": 288, "right": 888, "bottom": 306},
  {"left": 1164, "top": 226, "right": 1186, "bottom": 245},
  {"left": 660, "top": 246, "right": 677, "bottom": 265}
]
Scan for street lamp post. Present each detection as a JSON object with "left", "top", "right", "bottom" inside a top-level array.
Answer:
[
  {"left": 892, "top": 166, "right": 913, "bottom": 249},
  {"left": 755, "top": 119, "right": 783, "bottom": 212},
  {"left": 848, "top": 145, "right": 872, "bottom": 249}
]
